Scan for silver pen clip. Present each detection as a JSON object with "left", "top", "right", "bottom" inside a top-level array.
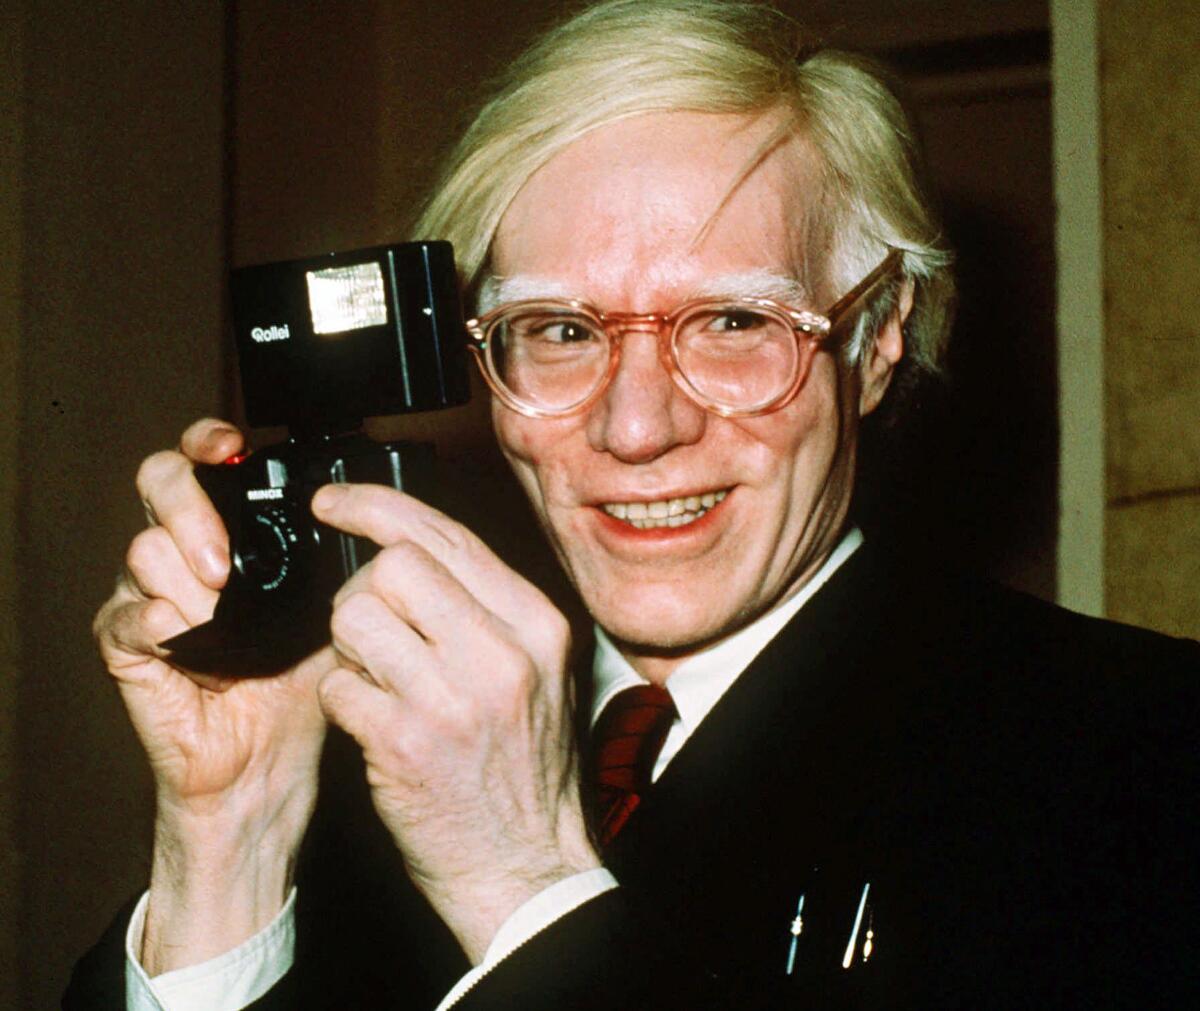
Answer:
[
  {"left": 785, "top": 892, "right": 806, "bottom": 976},
  {"left": 841, "top": 882, "right": 871, "bottom": 969}
]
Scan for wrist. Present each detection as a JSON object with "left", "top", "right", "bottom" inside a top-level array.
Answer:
[
  {"left": 420, "top": 835, "right": 603, "bottom": 964},
  {"left": 142, "top": 788, "right": 314, "bottom": 975}
]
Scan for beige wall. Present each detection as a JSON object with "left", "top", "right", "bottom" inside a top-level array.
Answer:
[
  {"left": 1100, "top": 0, "right": 1200, "bottom": 638},
  {"left": 1, "top": 8, "right": 25, "bottom": 1009},
  {"left": 12, "top": 5, "right": 226, "bottom": 1007}
]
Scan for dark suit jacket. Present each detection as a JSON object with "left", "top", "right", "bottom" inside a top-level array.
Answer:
[{"left": 66, "top": 545, "right": 1200, "bottom": 1008}]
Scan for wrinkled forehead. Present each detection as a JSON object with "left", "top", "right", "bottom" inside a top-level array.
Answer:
[{"left": 488, "top": 111, "right": 833, "bottom": 311}]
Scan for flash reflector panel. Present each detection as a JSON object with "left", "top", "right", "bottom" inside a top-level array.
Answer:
[
  {"left": 306, "top": 262, "right": 389, "bottom": 334},
  {"left": 231, "top": 240, "right": 469, "bottom": 430}
]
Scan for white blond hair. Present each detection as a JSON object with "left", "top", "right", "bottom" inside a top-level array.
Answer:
[{"left": 414, "top": 0, "right": 954, "bottom": 385}]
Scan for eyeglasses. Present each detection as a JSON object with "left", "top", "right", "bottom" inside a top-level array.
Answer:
[{"left": 466, "top": 248, "right": 903, "bottom": 419}]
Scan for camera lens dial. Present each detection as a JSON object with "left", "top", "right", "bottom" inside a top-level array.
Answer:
[{"left": 234, "top": 503, "right": 307, "bottom": 593}]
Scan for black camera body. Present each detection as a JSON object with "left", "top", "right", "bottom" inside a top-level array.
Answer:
[{"left": 161, "top": 240, "right": 469, "bottom": 675}]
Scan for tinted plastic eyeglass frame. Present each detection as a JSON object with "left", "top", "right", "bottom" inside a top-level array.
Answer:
[{"left": 466, "top": 247, "right": 904, "bottom": 420}]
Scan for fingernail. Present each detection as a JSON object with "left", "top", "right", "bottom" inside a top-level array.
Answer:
[
  {"left": 312, "top": 485, "right": 347, "bottom": 513},
  {"left": 200, "top": 544, "right": 229, "bottom": 584},
  {"left": 202, "top": 425, "right": 238, "bottom": 453}
]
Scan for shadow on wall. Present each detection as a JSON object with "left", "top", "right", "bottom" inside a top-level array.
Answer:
[{"left": 860, "top": 194, "right": 1058, "bottom": 602}]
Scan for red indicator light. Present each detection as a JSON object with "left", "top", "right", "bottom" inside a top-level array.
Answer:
[{"left": 223, "top": 453, "right": 249, "bottom": 466}]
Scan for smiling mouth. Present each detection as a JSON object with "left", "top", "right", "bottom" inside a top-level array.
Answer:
[{"left": 600, "top": 489, "right": 729, "bottom": 530}]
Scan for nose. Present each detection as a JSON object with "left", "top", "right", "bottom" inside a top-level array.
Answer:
[{"left": 585, "top": 330, "right": 706, "bottom": 463}]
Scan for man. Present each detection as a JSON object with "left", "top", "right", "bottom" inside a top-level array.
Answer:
[{"left": 68, "top": 1, "right": 1198, "bottom": 1008}]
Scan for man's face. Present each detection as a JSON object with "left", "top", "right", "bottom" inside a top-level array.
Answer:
[{"left": 489, "top": 111, "right": 899, "bottom": 676}]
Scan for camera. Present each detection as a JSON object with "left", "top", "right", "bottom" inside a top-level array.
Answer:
[{"left": 161, "top": 240, "right": 469, "bottom": 675}]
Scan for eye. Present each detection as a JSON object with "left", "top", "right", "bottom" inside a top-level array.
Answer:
[
  {"left": 705, "top": 307, "right": 774, "bottom": 332},
  {"left": 507, "top": 312, "right": 599, "bottom": 344},
  {"left": 535, "top": 318, "right": 596, "bottom": 343},
  {"left": 677, "top": 304, "right": 792, "bottom": 357}
]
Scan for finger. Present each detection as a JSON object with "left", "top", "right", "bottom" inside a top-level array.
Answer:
[
  {"left": 329, "top": 589, "right": 431, "bottom": 695},
  {"left": 98, "top": 594, "right": 190, "bottom": 668},
  {"left": 362, "top": 541, "right": 506, "bottom": 653},
  {"left": 98, "top": 590, "right": 239, "bottom": 693},
  {"left": 312, "top": 483, "right": 453, "bottom": 549},
  {"left": 312, "top": 484, "right": 551, "bottom": 629},
  {"left": 318, "top": 666, "right": 401, "bottom": 751},
  {"left": 328, "top": 646, "right": 382, "bottom": 690},
  {"left": 124, "top": 525, "right": 220, "bottom": 627},
  {"left": 136, "top": 450, "right": 230, "bottom": 590},
  {"left": 179, "top": 418, "right": 245, "bottom": 465},
  {"left": 333, "top": 545, "right": 553, "bottom": 716}
]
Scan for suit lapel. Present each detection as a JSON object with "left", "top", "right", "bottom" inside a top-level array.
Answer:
[{"left": 600, "top": 545, "right": 915, "bottom": 988}]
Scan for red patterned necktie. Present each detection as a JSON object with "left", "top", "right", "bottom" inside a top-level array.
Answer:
[{"left": 588, "top": 684, "right": 677, "bottom": 849}]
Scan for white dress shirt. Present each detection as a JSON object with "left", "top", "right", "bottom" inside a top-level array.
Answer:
[{"left": 124, "top": 529, "right": 864, "bottom": 1010}]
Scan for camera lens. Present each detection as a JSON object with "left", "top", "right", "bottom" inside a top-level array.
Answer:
[{"left": 234, "top": 504, "right": 301, "bottom": 593}]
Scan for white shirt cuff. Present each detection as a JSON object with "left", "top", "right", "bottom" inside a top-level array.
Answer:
[
  {"left": 124, "top": 887, "right": 297, "bottom": 1011},
  {"left": 435, "top": 868, "right": 619, "bottom": 1010}
]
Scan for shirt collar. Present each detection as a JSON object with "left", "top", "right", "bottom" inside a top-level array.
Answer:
[{"left": 590, "top": 528, "right": 864, "bottom": 730}]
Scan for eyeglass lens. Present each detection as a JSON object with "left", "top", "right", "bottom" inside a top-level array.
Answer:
[{"left": 486, "top": 303, "right": 804, "bottom": 414}]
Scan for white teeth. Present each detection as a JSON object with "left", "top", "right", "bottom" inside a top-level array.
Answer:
[{"left": 601, "top": 489, "right": 728, "bottom": 529}]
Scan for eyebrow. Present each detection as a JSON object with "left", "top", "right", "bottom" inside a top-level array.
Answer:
[
  {"left": 477, "top": 275, "right": 576, "bottom": 312},
  {"left": 689, "top": 271, "right": 810, "bottom": 305},
  {"left": 477, "top": 270, "right": 811, "bottom": 313}
]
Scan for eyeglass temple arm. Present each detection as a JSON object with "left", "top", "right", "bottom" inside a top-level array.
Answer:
[{"left": 823, "top": 248, "right": 905, "bottom": 338}]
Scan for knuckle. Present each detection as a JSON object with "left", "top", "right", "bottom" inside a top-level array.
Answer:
[
  {"left": 413, "top": 682, "right": 474, "bottom": 740},
  {"left": 94, "top": 569, "right": 141, "bottom": 634},
  {"left": 137, "top": 598, "right": 176, "bottom": 640},
  {"left": 135, "top": 450, "right": 185, "bottom": 500},
  {"left": 543, "top": 608, "right": 572, "bottom": 652},
  {"left": 441, "top": 699, "right": 481, "bottom": 742},
  {"left": 92, "top": 597, "right": 119, "bottom": 644},
  {"left": 490, "top": 640, "right": 537, "bottom": 694},
  {"left": 369, "top": 550, "right": 401, "bottom": 594},
  {"left": 319, "top": 676, "right": 359, "bottom": 725},
  {"left": 332, "top": 566, "right": 369, "bottom": 609},
  {"left": 124, "top": 526, "right": 170, "bottom": 581},
  {"left": 97, "top": 597, "right": 171, "bottom": 663},
  {"left": 317, "top": 668, "right": 350, "bottom": 708},
  {"left": 330, "top": 590, "right": 380, "bottom": 642},
  {"left": 376, "top": 735, "right": 415, "bottom": 776},
  {"left": 175, "top": 501, "right": 224, "bottom": 543},
  {"left": 420, "top": 514, "right": 476, "bottom": 559},
  {"left": 371, "top": 542, "right": 423, "bottom": 590},
  {"left": 519, "top": 595, "right": 572, "bottom": 667},
  {"left": 434, "top": 518, "right": 470, "bottom": 553}
]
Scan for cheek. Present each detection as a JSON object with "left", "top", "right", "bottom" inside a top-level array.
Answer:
[
  {"left": 492, "top": 404, "right": 580, "bottom": 524},
  {"left": 492, "top": 405, "right": 542, "bottom": 508},
  {"left": 737, "top": 366, "right": 856, "bottom": 562},
  {"left": 739, "top": 359, "right": 844, "bottom": 485}
]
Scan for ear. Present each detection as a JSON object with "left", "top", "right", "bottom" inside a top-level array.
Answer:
[{"left": 858, "top": 279, "right": 912, "bottom": 417}]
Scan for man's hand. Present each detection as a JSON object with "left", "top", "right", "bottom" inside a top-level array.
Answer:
[
  {"left": 313, "top": 483, "right": 601, "bottom": 963},
  {"left": 94, "top": 418, "right": 330, "bottom": 974}
]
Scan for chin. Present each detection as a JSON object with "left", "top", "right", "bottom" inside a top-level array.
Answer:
[{"left": 588, "top": 592, "right": 740, "bottom": 654}]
